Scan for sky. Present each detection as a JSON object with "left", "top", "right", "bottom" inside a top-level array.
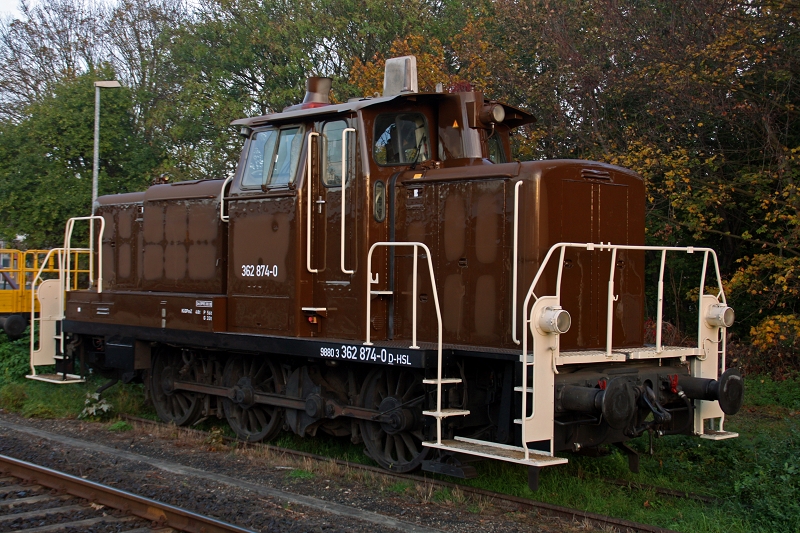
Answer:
[{"left": 0, "top": 0, "right": 21, "bottom": 18}]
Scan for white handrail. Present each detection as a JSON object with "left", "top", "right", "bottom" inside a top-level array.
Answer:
[
  {"left": 519, "top": 241, "right": 727, "bottom": 444},
  {"left": 306, "top": 131, "right": 320, "bottom": 273},
  {"left": 219, "top": 175, "right": 233, "bottom": 222},
  {"left": 64, "top": 216, "right": 105, "bottom": 294},
  {"left": 512, "top": 181, "right": 523, "bottom": 345},
  {"left": 29, "top": 247, "right": 63, "bottom": 373},
  {"left": 340, "top": 128, "right": 356, "bottom": 275},
  {"left": 605, "top": 246, "right": 618, "bottom": 357},
  {"left": 656, "top": 250, "right": 667, "bottom": 353},
  {"left": 364, "top": 241, "right": 444, "bottom": 441}
]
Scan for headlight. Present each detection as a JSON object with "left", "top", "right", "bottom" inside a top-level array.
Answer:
[
  {"left": 535, "top": 306, "right": 571, "bottom": 335},
  {"left": 706, "top": 304, "right": 735, "bottom": 328}
]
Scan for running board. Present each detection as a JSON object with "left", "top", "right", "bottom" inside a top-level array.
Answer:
[
  {"left": 26, "top": 373, "right": 84, "bottom": 384},
  {"left": 423, "top": 437, "right": 568, "bottom": 467}
]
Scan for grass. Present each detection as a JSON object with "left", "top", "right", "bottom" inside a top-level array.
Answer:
[
  {"left": 1, "top": 329, "right": 797, "bottom": 532},
  {"left": 287, "top": 468, "right": 315, "bottom": 480},
  {"left": 108, "top": 420, "right": 133, "bottom": 432}
]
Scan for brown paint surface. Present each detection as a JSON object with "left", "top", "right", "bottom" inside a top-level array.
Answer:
[{"left": 71, "top": 94, "right": 645, "bottom": 353}]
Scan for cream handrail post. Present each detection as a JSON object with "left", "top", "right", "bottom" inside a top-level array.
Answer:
[
  {"left": 656, "top": 250, "right": 667, "bottom": 353},
  {"left": 605, "top": 246, "right": 619, "bottom": 358},
  {"left": 512, "top": 181, "right": 523, "bottom": 345},
  {"left": 364, "top": 241, "right": 443, "bottom": 442},
  {"left": 219, "top": 175, "right": 234, "bottom": 222},
  {"left": 64, "top": 216, "right": 105, "bottom": 295},
  {"left": 306, "top": 132, "right": 320, "bottom": 273},
  {"left": 340, "top": 128, "right": 356, "bottom": 275},
  {"left": 29, "top": 248, "right": 62, "bottom": 376}
]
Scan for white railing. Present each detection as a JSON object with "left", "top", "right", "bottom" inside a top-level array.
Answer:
[
  {"left": 517, "top": 241, "right": 726, "bottom": 456},
  {"left": 306, "top": 131, "right": 320, "bottom": 273},
  {"left": 365, "top": 242, "right": 453, "bottom": 444},
  {"left": 219, "top": 175, "right": 234, "bottom": 223},
  {"left": 29, "top": 216, "right": 105, "bottom": 371},
  {"left": 340, "top": 128, "right": 356, "bottom": 275}
]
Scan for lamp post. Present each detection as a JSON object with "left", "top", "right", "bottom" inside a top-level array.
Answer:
[{"left": 92, "top": 80, "right": 121, "bottom": 214}]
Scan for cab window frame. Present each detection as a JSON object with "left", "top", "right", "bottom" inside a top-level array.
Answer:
[
  {"left": 321, "top": 119, "right": 352, "bottom": 188},
  {"left": 372, "top": 112, "right": 431, "bottom": 167},
  {"left": 240, "top": 124, "right": 306, "bottom": 190}
]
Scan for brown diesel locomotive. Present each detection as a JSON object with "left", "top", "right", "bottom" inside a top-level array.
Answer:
[{"left": 30, "top": 57, "right": 743, "bottom": 487}]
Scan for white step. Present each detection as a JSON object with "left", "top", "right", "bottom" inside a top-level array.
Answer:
[
  {"left": 26, "top": 373, "right": 84, "bottom": 384},
  {"left": 422, "top": 408, "right": 470, "bottom": 419},
  {"left": 700, "top": 430, "right": 739, "bottom": 440},
  {"left": 423, "top": 437, "right": 568, "bottom": 467},
  {"left": 423, "top": 378, "right": 462, "bottom": 384},
  {"left": 514, "top": 386, "right": 534, "bottom": 393}
]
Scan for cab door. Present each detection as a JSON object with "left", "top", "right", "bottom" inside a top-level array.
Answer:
[{"left": 307, "top": 119, "right": 360, "bottom": 337}]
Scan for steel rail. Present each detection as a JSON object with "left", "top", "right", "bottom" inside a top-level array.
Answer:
[
  {"left": 121, "top": 415, "right": 681, "bottom": 533},
  {"left": 0, "top": 453, "right": 256, "bottom": 533}
]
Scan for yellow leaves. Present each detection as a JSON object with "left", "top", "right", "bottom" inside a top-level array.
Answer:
[{"left": 751, "top": 314, "right": 800, "bottom": 351}]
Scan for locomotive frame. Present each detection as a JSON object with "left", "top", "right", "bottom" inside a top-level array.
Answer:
[{"left": 28, "top": 56, "right": 743, "bottom": 488}]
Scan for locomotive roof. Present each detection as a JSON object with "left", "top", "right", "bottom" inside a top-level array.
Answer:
[{"left": 232, "top": 92, "right": 536, "bottom": 128}]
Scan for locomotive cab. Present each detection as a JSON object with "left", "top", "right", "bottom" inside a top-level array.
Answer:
[{"left": 33, "top": 55, "right": 743, "bottom": 485}]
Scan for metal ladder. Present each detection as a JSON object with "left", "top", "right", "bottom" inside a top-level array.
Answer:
[{"left": 363, "top": 241, "right": 566, "bottom": 471}]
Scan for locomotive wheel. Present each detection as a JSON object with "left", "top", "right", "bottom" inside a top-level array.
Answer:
[
  {"left": 150, "top": 349, "right": 203, "bottom": 426},
  {"left": 222, "top": 355, "right": 284, "bottom": 442},
  {"left": 359, "top": 367, "right": 429, "bottom": 472}
]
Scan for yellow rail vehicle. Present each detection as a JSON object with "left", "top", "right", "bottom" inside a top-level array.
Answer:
[{"left": 0, "top": 249, "right": 90, "bottom": 339}]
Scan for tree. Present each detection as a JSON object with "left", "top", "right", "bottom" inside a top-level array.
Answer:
[{"left": 0, "top": 70, "right": 158, "bottom": 247}]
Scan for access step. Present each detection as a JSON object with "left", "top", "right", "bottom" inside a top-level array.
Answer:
[
  {"left": 423, "top": 436, "right": 568, "bottom": 467},
  {"left": 26, "top": 373, "right": 84, "bottom": 384},
  {"left": 700, "top": 430, "right": 739, "bottom": 440},
  {"left": 423, "top": 378, "right": 462, "bottom": 384},
  {"left": 422, "top": 408, "right": 470, "bottom": 418}
]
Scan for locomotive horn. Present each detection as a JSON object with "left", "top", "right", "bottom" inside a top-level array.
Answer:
[
  {"left": 678, "top": 368, "right": 744, "bottom": 415},
  {"left": 558, "top": 378, "right": 636, "bottom": 430}
]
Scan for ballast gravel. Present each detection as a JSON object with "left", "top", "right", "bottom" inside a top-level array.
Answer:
[{"left": 0, "top": 412, "right": 585, "bottom": 533}]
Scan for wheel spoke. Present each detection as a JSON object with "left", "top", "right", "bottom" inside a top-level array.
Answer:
[
  {"left": 247, "top": 410, "right": 258, "bottom": 433},
  {"left": 401, "top": 432, "right": 419, "bottom": 457},
  {"left": 394, "top": 435, "right": 407, "bottom": 462},
  {"left": 254, "top": 408, "right": 269, "bottom": 428}
]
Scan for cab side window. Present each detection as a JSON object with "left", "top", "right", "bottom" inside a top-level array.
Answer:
[
  {"left": 373, "top": 113, "right": 430, "bottom": 166},
  {"left": 322, "top": 120, "right": 347, "bottom": 187},
  {"left": 241, "top": 125, "right": 305, "bottom": 188},
  {"left": 487, "top": 133, "right": 507, "bottom": 164}
]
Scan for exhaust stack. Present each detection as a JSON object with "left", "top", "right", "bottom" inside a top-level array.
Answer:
[{"left": 284, "top": 77, "right": 332, "bottom": 111}]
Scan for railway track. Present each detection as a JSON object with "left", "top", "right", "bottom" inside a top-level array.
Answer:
[
  {"left": 0, "top": 454, "right": 256, "bottom": 533},
  {"left": 120, "top": 415, "right": 687, "bottom": 533}
]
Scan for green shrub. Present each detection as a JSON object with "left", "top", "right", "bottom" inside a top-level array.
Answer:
[
  {"left": 744, "top": 375, "right": 800, "bottom": 410},
  {"left": 733, "top": 426, "right": 800, "bottom": 531},
  {"left": 0, "top": 330, "right": 30, "bottom": 386},
  {"left": 21, "top": 401, "right": 57, "bottom": 418},
  {"left": 0, "top": 382, "right": 27, "bottom": 410}
]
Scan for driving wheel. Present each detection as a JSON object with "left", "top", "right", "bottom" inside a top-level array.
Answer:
[
  {"left": 360, "top": 367, "right": 429, "bottom": 472},
  {"left": 222, "top": 355, "right": 285, "bottom": 442},
  {"left": 149, "top": 348, "right": 202, "bottom": 426}
]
